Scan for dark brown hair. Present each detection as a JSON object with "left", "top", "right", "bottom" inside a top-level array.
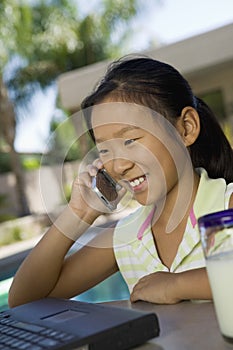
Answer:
[{"left": 81, "top": 56, "right": 233, "bottom": 183}]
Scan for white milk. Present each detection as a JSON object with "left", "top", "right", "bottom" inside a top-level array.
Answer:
[{"left": 206, "top": 251, "right": 233, "bottom": 339}]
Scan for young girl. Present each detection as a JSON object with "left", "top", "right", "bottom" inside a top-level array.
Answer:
[{"left": 8, "top": 56, "right": 233, "bottom": 307}]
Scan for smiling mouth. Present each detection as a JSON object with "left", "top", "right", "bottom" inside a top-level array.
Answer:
[{"left": 129, "top": 175, "right": 147, "bottom": 188}]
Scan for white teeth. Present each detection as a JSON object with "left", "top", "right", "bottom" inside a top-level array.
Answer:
[{"left": 130, "top": 176, "right": 145, "bottom": 187}]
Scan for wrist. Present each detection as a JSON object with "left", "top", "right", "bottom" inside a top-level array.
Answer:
[
  {"left": 172, "top": 268, "right": 212, "bottom": 301},
  {"left": 54, "top": 205, "right": 96, "bottom": 241},
  {"left": 166, "top": 273, "right": 182, "bottom": 303},
  {"left": 69, "top": 203, "right": 100, "bottom": 225}
]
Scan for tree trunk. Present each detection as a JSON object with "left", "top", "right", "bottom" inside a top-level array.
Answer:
[{"left": 0, "top": 76, "right": 30, "bottom": 216}]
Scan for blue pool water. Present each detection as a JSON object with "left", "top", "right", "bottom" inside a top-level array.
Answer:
[{"left": 0, "top": 272, "right": 130, "bottom": 311}]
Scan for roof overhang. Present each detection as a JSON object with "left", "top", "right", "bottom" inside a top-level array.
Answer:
[{"left": 58, "top": 22, "right": 233, "bottom": 110}]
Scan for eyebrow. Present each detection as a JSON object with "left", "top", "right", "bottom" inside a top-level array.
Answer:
[{"left": 95, "top": 125, "right": 141, "bottom": 143}]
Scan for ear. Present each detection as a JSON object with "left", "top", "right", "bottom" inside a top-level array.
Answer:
[{"left": 176, "top": 107, "right": 200, "bottom": 146}]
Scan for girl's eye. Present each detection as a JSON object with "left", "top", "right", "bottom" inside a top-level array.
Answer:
[
  {"left": 98, "top": 149, "right": 108, "bottom": 155},
  {"left": 124, "top": 139, "right": 136, "bottom": 146}
]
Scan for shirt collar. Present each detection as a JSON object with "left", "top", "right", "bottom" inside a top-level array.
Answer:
[{"left": 136, "top": 168, "right": 227, "bottom": 240}]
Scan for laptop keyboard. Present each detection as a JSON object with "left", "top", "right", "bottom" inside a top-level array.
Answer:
[{"left": 0, "top": 311, "right": 76, "bottom": 349}]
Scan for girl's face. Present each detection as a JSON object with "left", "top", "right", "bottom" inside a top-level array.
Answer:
[{"left": 91, "top": 102, "right": 190, "bottom": 206}]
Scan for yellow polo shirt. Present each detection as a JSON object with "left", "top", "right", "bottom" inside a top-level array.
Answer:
[{"left": 113, "top": 168, "right": 233, "bottom": 292}]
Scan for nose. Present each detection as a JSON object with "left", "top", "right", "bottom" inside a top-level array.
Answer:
[{"left": 111, "top": 157, "right": 134, "bottom": 177}]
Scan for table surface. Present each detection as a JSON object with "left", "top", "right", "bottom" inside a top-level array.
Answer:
[{"left": 104, "top": 300, "right": 233, "bottom": 350}]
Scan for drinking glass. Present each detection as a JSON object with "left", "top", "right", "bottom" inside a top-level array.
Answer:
[{"left": 198, "top": 209, "right": 233, "bottom": 343}]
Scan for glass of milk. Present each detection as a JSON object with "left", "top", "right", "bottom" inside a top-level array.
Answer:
[{"left": 198, "top": 209, "right": 233, "bottom": 343}]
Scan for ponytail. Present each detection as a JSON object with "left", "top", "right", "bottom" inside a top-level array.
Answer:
[{"left": 190, "top": 97, "right": 233, "bottom": 184}]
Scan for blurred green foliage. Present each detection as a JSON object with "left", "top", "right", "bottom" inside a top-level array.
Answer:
[
  {"left": 0, "top": 153, "right": 11, "bottom": 173},
  {"left": 0, "top": 0, "right": 141, "bottom": 215},
  {"left": 22, "top": 155, "right": 41, "bottom": 170}
]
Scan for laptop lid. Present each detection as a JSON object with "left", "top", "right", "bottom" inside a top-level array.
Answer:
[{"left": 0, "top": 297, "right": 160, "bottom": 349}]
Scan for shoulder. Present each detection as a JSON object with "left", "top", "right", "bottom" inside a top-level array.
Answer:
[
  {"left": 194, "top": 168, "right": 233, "bottom": 213},
  {"left": 225, "top": 182, "right": 233, "bottom": 208},
  {"left": 114, "top": 205, "right": 153, "bottom": 245},
  {"left": 114, "top": 206, "right": 144, "bottom": 235},
  {"left": 229, "top": 193, "right": 233, "bottom": 208},
  {"left": 115, "top": 205, "right": 147, "bottom": 227}
]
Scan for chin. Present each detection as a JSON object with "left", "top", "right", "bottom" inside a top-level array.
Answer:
[
  {"left": 134, "top": 195, "right": 155, "bottom": 207},
  {"left": 136, "top": 191, "right": 167, "bottom": 208}
]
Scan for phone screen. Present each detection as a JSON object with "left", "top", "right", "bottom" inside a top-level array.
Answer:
[{"left": 95, "top": 169, "right": 118, "bottom": 201}]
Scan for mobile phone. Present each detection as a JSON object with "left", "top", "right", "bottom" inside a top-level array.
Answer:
[{"left": 92, "top": 169, "right": 122, "bottom": 211}]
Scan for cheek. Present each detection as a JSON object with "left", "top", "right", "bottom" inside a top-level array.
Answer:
[
  {"left": 142, "top": 141, "right": 169, "bottom": 169},
  {"left": 147, "top": 144, "right": 178, "bottom": 190},
  {"left": 135, "top": 168, "right": 167, "bottom": 206}
]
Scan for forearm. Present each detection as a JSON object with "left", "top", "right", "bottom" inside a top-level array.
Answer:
[
  {"left": 174, "top": 268, "right": 212, "bottom": 301},
  {"left": 8, "top": 205, "right": 97, "bottom": 307}
]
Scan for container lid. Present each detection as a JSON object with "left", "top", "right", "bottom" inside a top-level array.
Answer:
[{"left": 198, "top": 209, "right": 233, "bottom": 228}]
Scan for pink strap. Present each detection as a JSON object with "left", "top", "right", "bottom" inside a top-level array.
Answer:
[
  {"left": 137, "top": 207, "right": 156, "bottom": 240},
  {"left": 137, "top": 206, "right": 197, "bottom": 240},
  {"left": 189, "top": 206, "right": 197, "bottom": 228}
]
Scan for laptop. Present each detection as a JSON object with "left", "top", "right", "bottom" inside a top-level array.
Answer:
[{"left": 0, "top": 297, "right": 160, "bottom": 350}]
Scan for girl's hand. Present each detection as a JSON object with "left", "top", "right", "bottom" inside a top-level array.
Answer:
[
  {"left": 130, "top": 268, "right": 212, "bottom": 304},
  {"left": 69, "top": 159, "right": 126, "bottom": 221},
  {"left": 130, "top": 272, "right": 180, "bottom": 304},
  {"left": 69, "top": 159, "right": 104, "bottom": 219}
]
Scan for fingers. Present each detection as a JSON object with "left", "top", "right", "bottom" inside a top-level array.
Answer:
[
  {"left": 70, "top": 157, "right": 126, "bottom": 215},
  {"left": 130, "top": 279, "right": 145, "bottom": 302},
  {"left": 76, "top": 158, "right": 103, "bottom": 188},
  {"left": 86, "top": 159, "right": 103, "bottom": 177},
  {"left": 130, "top": 272, "right": 180, "bottom": 304},
  {"left": 130, "top": 287, "right": 145, "bottom": 303},
  {"left": 130, "top": 291, "right": 139, "bottom": 303},
  {"left": 73, "top": 170, "right": 92, "bottom": 190}
]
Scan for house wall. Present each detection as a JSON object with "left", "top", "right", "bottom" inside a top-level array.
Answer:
[
  {"left": 187, "top": 61, "right": 233, "bottom": 119},
  {"left": 57, "top": 22, "right": 233, "bottom": 150},
  {"left": 58, "top": 23, "right": 233, "bottom": 121}
]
